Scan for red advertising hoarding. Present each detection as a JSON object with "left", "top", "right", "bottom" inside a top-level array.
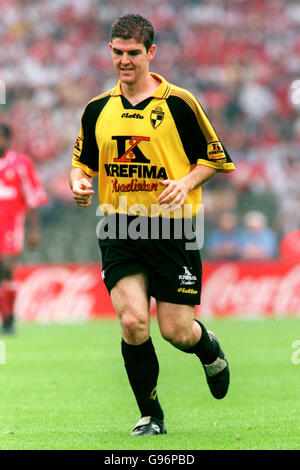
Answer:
[
  {"left": 13, "top": 261, "right": 300, "bottom": 322},
  {"left": 198, "top": 261, "right": 300, "bottom": 318}
]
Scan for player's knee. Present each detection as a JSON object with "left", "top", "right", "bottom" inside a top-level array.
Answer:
[
  {"left": 121, "top": 310, "right": 148, "bottom": 337},
  {"left": 161, "top": 325, "right": 191, "bottom": 348}
]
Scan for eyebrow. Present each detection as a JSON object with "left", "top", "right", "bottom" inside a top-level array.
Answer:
[{"left": 112, "top": 48, "right": 142, "bottom": 54}]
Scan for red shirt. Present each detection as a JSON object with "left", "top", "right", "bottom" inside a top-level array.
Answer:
[
  {"left": 280, "top": 230, "right": 300, "bottom": 261},
  {"left": 0, "top": 150, "right": 48, "bottom": 217}
]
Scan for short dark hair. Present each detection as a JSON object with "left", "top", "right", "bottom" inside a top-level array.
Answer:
[
  {"left": 0, "top": 124, "right": 11, "bottom": 139},
  {"left": 110, "top": 14, "right": 154, "bottom": 52}
]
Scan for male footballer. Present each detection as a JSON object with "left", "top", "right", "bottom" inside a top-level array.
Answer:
[
  {"left": 70, "top": 14, "right": 235, "bottom": 436},
  {"left": 0, "top": 124, "right": 48, "bottom": 334}
]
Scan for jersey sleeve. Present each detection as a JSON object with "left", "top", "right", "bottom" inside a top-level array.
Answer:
[
  {"left": 72, "top": 94, "right": 111, "bottom": 177},
  {"left": 167, "top": 89, "right": 235, "bottom": 173},
  {"left": 17, "top": 156, "right": 48, "bottom": 210},
  {"left": 72, "top": 103, "right": 100, "bottom": 177}
]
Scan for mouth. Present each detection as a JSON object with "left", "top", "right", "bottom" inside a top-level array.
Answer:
[{"left": 120, "top": 68, "right": 134, "bottom": 72}]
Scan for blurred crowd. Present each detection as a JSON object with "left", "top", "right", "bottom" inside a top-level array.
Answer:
[
  {"left": 0, "top": 0, "right": 299, "bottom": 261},
  {"left": 207, "top": 210, "right": 278, "bottom": 260}
]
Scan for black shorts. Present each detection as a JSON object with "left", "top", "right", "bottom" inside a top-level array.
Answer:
[{"left": 98, "top": 218, "right": 202, "bottom": 306}]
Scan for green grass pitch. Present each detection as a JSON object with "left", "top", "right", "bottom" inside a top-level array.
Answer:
[{"left": 0, "top": 317, "right": 299, "bottom": 450}]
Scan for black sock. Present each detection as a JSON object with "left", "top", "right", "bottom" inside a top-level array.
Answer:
[
  {"left": 2, "top": 315, "right": 14, "bottom": 330},
  {"left": 184, "top": 320, "right": 219, "bottom": 365},
  {"left": 121, "top": 337, "right": 164, "bottom": 421}
]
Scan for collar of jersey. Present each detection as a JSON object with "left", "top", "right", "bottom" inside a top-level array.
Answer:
[{"left": 111, "top": 73, "right": 171, "bottom": 99}]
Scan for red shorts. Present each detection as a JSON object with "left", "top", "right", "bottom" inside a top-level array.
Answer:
[{"left": 0, "top": 214, "right": 25, "bottom": 256}]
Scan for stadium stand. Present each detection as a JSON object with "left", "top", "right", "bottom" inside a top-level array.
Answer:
[{"left": 1, "top": 0, "right": 299, "bottom": 262}]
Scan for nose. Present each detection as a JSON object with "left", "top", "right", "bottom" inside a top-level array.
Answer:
[{"left": 120, "top": 53, "right": 130, "bottom": 65}]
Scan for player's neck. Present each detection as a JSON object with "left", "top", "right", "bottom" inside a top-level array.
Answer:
[{"left": 121, "top": 73, "right": 160, "bottom": 106}]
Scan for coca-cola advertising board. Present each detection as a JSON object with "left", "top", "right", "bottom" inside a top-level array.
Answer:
[
  {"left": 198, "top": 261, "right": 300, "bottom": 318},
  {"left": 13, "top": 261, "right": 300, "bottom": 322},
  {"left": 14, "top": 264, "right": 114, "bottom": 323}
]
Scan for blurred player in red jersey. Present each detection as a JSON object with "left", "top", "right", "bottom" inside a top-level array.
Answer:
[
  {"left": 0, "top": 124, "right": 48, "bottom": 334},
  {"left": 279, "top": 229, "right": 300, "bottom": 261}
]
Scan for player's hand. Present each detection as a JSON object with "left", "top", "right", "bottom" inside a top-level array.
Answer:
[
  {"left": 72, "top": 178, "right": 94, "bottom": 207},
  {"left": 157, "top": 179, "right": 188, "bottom": 211}
]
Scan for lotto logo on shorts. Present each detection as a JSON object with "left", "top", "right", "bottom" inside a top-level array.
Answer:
[{"left": 177, "top": 287, "right": 198, "bottom": 294}]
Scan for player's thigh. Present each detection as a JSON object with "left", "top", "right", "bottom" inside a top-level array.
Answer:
[
  {"left": 156, "top": 300, "right": 197, "bottom": 345},
  {"left": 110, "top": 272, "right": 151, "bottom": 343},
  {"left": 0, "top": 214, "right": 25, "bottom": 259}
]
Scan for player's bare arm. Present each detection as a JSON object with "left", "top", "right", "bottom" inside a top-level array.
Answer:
[
  {"left": 158, "top": 165, "right": 217, "bottom": 209},
  {"left": 69, "top": 167, "right": 95, "bottom": 207},
  {"left": 27, "top": 209, "right": 41, "bottom": 248}
]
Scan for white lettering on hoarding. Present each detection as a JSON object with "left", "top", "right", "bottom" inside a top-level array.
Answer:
[
  {"left": 200, "top": 264, "right": 300, "bottom": 317},
  {"left": 13, "top": 262, "right": 300, "bottom": 322},
  {"left": 15, "top": 267, "right": 99, "bottom": 323}
]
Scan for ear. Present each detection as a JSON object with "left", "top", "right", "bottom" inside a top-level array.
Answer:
[
  {"left": 148, "top": 44, "right": 156, "bottom": 62},
  {"left": 109, "top": 42, "right": 113, "bottom": 51}
]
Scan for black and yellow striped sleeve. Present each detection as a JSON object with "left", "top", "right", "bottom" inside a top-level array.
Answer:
[
  {"left": 72, "top": 93, "right": 111, "bottom": 176},
  {"left": 166, "top": 87, "right": 235, "bottom": 172}
]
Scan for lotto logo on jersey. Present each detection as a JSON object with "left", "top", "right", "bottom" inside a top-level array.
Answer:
[
  {"left": 207, "top": 142, "right": 225, "bottom": 161},
  {"left": 121, "top": 112, "right": 144, "bottom": 119},
  {"left": 112, "top": 136, "right": 150, "bottom": 163}
]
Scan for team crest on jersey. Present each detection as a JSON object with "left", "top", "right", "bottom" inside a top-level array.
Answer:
[{"left": 150, "top": 106, "right": 164, "bottom": 129}]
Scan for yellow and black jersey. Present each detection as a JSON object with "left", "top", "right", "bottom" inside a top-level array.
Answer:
[{"left": 72, "top": 73, "right": 235, "bottom": 216}]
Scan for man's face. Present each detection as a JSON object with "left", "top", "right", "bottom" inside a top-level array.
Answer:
[
  {"left": 0, "top": 131, "right": 9, "bottom": 157},
  {"left": 109, "top": 38, "right": 156, "bottom": 86}
]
